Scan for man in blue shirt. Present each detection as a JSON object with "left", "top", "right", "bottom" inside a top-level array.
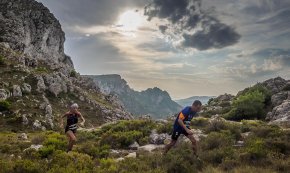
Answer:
[{"left": 164, "top": 100, "right": 202, "bottom": 157}]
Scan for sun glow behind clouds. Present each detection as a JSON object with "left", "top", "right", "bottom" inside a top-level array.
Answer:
[{"left": 115, "top": 10, "right": 145, "bottom": 37}]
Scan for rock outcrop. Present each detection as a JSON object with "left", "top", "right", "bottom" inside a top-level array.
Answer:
[
  {"left": 263, "top": 77, "right": 290, "bottom": 127},
  {"left": 0, "top": 0, "right": 73, "bottom": 67},
  {"left": 261, "top": 77, "right": 288, "bottom": 94}
]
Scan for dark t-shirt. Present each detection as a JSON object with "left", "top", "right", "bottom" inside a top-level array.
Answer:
[{"left": 173, "top": 106, "right": 197, "bottom": 131}]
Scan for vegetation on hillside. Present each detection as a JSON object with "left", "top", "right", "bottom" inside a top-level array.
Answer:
[{"left": 0, "top": 119, "right": 289, "bottom": 173}]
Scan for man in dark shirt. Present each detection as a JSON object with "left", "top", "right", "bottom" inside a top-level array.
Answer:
[{"left": 164, "top": 100, "right": 202, "bottom": 157}]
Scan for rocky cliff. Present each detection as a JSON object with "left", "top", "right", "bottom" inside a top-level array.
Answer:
[
  {"left": 0, "top": 0, "right": 131, "bottom": 131},
  {"left": 85, "top": 75, "right": 182, "bottom": 119}
]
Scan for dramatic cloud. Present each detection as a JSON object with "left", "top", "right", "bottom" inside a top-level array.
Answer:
[
  {"left": 144, "top": 0, "right": 241, "bottom": 50},
  {"left": 211, "top": 48, "right": 290, "bottom": 81},
  {"left": 36, "top": 0, "right": 290, "bottom": 98},
  {"left": 38, "top": 0, "right": 146, "bottom": 27}
]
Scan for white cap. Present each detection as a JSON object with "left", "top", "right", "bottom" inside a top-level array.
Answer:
[{"left": 70, "top": 103, "right": 79, "bottom": 109}]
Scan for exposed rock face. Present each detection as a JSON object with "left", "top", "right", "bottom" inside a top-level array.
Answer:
[
  {"left": 85, "top": 74, "right": 182, "bottom": 119},
  {"left": 0, "top": 0, "right": 73, "bottom": 67},
  {"left": 271, "top": 91, "right": 290, "bottom": 107},
  {"left": 262, "top": 77, "right": 290, "bottom": 127},
  {"left": 267, "top": 100, "right": 290, "bottom": 127},
  {"left": 261, "top": 77, "right": 287, "bottom": 94}
]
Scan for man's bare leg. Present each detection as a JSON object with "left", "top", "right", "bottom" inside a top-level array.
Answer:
[
  {"left": 187, "top": 135, "right": 198, "bottom": 157},
  {"left": 163, "top": 140, "right": 177, "bottom": 155}
]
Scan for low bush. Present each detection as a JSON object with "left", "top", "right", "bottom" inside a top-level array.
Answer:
[
  {"left": 244, "top": 137, "right": 267, "bottom": 161},
  {"left": 0, "top": 55, "right": 5, "bottom": 65},
  {"left": 13, "top": 159, "right": 44, "bottom": 173},
  {"left": 0, "top": 100, "right": 11, "bottom": 111},
  {"left": 100, "top": 130, "right": 143, "bottom": 149},
  {"left": 34, "top": 67, "right": 48, "bottom": 73},
  {"left": 70, "top": 70, "right": 77, "bottom": 78},
  {"left": 156, "top": 122, "right": 172, "bottom": 134},
  {"left": 201, "top": 132, "right": 234, "bottom": 150},
  {"left": 191, "top": 117, "right": 209, "bottom": 128},
  {"left": 77, "top": 142, "right": 110, "bottom": 159}
]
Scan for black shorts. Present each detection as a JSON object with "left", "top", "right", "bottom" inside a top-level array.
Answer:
[
  {"left": 65, "top": 126, "right": 77, "bottom": 134},
  {"left": 171, "top": 129, "right": 189, "bottom": 140}
]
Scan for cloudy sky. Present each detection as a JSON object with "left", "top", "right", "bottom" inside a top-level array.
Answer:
[{"left": 37, "top": 0, "right": 290, "bottom": 99}]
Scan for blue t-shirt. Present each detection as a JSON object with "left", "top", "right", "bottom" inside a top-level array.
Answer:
[{"left": 174, "top": 106, "right": 197, "bottom": 131}]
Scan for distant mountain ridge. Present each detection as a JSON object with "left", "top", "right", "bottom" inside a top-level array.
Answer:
[
  {"left": 84, "top": 74, "right": 182, "bottom": 119},
  {"left": 175, "top": 96, "right": 215, "bottom": 107}
]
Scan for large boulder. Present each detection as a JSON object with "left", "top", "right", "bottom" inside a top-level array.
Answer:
[
  {"left": 13, "top": 85, "right": 22, "bottom": 97},
  {"left": 129, "top": 141, "right": 140, "bottom": 150},
  {"left": 35, "top": 75, "right": 46, "bottom": 93},
  {"left": 267, "top": 100, "right": 290, "bottom": 127},
  {"left": 261, "top": 77, "right": 287, "bottom": 94},
  {"left": 21, "top": 83, "right": 32, "bottom": 94},
  {"left": 18, "top": 133, "right": 28, "bottom": 140},
  {"left": 149, "top": 130, "right": 170, "bottom": 145},
  {"left": 44, "top": 73, "right": 68, "bottom": 97}
]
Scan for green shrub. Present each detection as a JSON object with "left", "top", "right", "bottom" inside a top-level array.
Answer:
[
  {"left": 0, "top": 100, "right": 11, "bottom": 111},
  {"left": 70, "top": 70, "right": 77, "bottom": 78},
  {"left": 38, "top": 145, "right": 55, "bottom": 158},
  {"left": 201, "top": 148, "right": 234, "bottom": 165},
  {"left": 38, "top": 133, "right": 67, "bottom": 158},
  {"left": 191, "top": 117, "right": 209, "bottom": 128},
  {"left": 201, "top": 132, "right": 234, "bottom": 150},
  {"left": 34, "top": 67, "right": 48, "bottom": 73},
  {"left": 225, "top": 85, "right": 271, "bottom": 121},
  {"left": 205, "top": 118, "right": 226, "bottom": 133},
  {"left": 156, "top": 122, "right": 172, "bottom": 134},
  {"left": 13, "top": 159, "right": 43, "bottom": 173},
  {"left": 100, "top": 130, "right": 143, "bottom": 149},
  {"left": 244, "top": 138, "right": 267, "bottom": 161},
  {"left": 77, "top": 142, "right": 110, "bottom": 159},
  {"left": 225, "top": 90, "right": 266, "bottom": 121},
  {"left": 44, "top": 137, "right": 67, "bottom": 150},
  {"left": 49, "top": 151, "right": 94, "bottom": 171},
  {"left": 97, "top": 158, "right": 118, "bottom": 173}
]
